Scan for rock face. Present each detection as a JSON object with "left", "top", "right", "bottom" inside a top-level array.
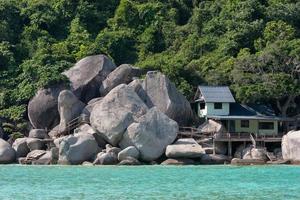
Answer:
[
  {"left": 58, "top": 133, "right": 99, "bottom": 165},
  {"left": 282, "top": 130, "right": 300, "bottom": 162},
  {"left": 28, "top": 84, "right": 67, "bottom": 129},
  {"left": 90, "top": 84, "right": 148, "bottom": 145},
  {"left": 128, "top": 79, "right": 148, "bottom": 102},
  {"left": 143, "top": 71, "right": 193, "bottom": 125},
  {"left": 119, "top": 107, "right": 178, "bottom": 161},
  {"left": 75, "top": 124, "right": 106, "bottom": 148},
  {"left": 0, "top": 139, "right": 15, "bottom": 164},
  {"left": 63, "top": 55, "right": 116, "bottom": 102},
  {"left": 82, "top": 97, "right": 103, "bottom": 117},
  {"left": 118, "top": 146, "right": 140, "bottom": 161},
  {"left": 58, "top": 90, "right": 86, "bottom": 132},
  {"left": 161, "top": 158, "right": 195, "bottom": 165},
  {"left": 100, "top": 64, "right": 141, "bottom": 96},
  {"left": 165, "top": 138, "right": 205, "bottom": 158},
  {"left": 29, "top": 129, "right": 49, "bottom": 139},
  {"left": 12, "top": 138, "right": 30, "bottom": 158}
]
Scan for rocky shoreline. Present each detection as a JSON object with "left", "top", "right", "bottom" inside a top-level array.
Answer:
[{"left": 0, "top": 54, "right": 299, "bottom": 166}]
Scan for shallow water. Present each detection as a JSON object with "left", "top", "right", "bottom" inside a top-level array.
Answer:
[{"left": 0, "top": 165, "right": 299, "bottom": 200}]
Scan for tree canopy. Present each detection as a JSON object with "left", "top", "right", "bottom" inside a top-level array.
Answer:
[{"left": 0, "top": 0, "right": 299, "bottom": 134}]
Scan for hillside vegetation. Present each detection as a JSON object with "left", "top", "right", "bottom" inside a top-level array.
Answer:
[{"left": 0, "top": 0, "right": 299, "bottom": 135}]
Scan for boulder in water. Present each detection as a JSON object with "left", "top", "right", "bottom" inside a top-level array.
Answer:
[
  {"left": 119, "top": 107, "right": 178, "bottom": 161},
  {"left": 161, "top": 158, "right": 195, "bottom": 165},
  {"left": 0, "top": 138, "right": 15, "bottom": 163},
  {"left": 200, "top": 154, "right": 229, "bottom": 164},
  {"left": 165, "top": 138, "right": 205, "bottom": 158},
  {"left": 282, "top": 130, "right": 300, "bottom": 162},
  {"left": 58, "top": 133, "right": 99, "bottom": 165},
  {"left": 93, "top": 152, "right": 118, "bottom": 165},
  {"left": 118, "top": 146, "right": 140, "bottom": 161}
]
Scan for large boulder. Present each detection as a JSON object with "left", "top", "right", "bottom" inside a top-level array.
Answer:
[
  {"left": 12, "top": 138, "right": 30, "bottom": 158},
  {"left": 29, "top": 129, "right": 49, "bottom": 139},
  {"left": 143, "top": 71, "right": 193, "bottom": 125},
  {"left": 119, "top": 107, "right": 178, "bottom": 162},
  {"left": 28, "top": 84, "right": 67, "bottom": 129},
  {"left": 90, "top": 84, "right": 148, "bottom": 146},
  {"left": 63, "top": 55, "right": 116, "bottom": 102},
  {"left": 57, "top": 90, "right": 86, "bottom": 132},
  {"left": 100, "top": 64, "right": 142, "bottom": 96},
  {"left": 165, "top": 138, "right": 205, "bottom": 158},
  {"left": 58, "top": 133, "right": 99, "bottom": 165},
  {"left": 118, "top": 146, "right": 140, "bottom": 161},
  {"left": 0, "top": 139, "right": 15, "bottom": 163},
  {"left": 282, "top": 130, "right": 300, "bottom": 162}
]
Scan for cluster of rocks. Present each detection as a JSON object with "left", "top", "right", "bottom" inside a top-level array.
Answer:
[
  {"left": 0, "top": 54, "right": 205, "bottom": 165},
  {"left": 1, "top": 54, "right": 298, "bottom": 166}
]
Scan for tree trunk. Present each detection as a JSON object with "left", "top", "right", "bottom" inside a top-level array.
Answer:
[{"left": 276, "top": 96, "right": 295, "bottom": 117}]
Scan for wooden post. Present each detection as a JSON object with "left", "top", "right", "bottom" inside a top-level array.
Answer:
[
  {"left": 213, "top": 138, "right": 216, "bottom": 155},
  {"left": 228, "top": 141, "right": 232, "bottom": 158}
]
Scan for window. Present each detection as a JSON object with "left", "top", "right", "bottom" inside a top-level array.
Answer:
[
  {"left": 241, "top": 120, "right": 249, "bottom": 128},
  {"left": 200, "top": 103, "right": 205, "bottom": 110},
  {"left": 214, "top": 103, "right": 222, "bottom": 109},
  {"left": 259, "top": 122, "right": 274, "bottom": 130}
]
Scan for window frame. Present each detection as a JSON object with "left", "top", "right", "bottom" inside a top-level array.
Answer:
[
  {"left": 241, "top": 120, "right": 250, "bottom": 128},
  {"left": 258, "top": 122, "right": 274, "bottom": 130},
  {"left": 214, "top": 103, "right": 223, "bottom": 110}
]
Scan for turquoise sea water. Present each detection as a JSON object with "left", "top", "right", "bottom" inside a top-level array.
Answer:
[{"left": 0, "top": 165, "right": 300, "bottom": 200}]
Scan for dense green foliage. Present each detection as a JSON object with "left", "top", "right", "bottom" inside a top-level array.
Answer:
[{"left": 0, "top": 0, "right": 299, "bottom": 130}]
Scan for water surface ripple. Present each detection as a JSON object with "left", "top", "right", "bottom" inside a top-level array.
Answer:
[{"left": 0, "top": 165, "right": 299, "bottom": 200}]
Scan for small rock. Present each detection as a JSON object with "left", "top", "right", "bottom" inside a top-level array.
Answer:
[
  {"left": 165, "top": 138, "right": 205, "bottom": 158},
  {"left": 118, "top": 146, "right": 140, "bottom": 161},
  {"left": 82, "top": 161, "right": 94, "bottom": 166},
  {"left": 161, "top": 158, "right": 195, "bottom": 165},
  {"left": 200, "top": 154, "right": 229, "bottom": 165},
  {"left": 29, "top": 129, "right": 49, "bottom": 139},
  {"left": 26, "top": 150, "right": 47, "bottom": 161},
  {"left": 26, "top": 138, "right": 44, "bottom": 151},
  {"left": 12, "top": 138, "right": 30, "bottom": 158},
  {"left": 118, "top": 157, "right": 141, "bottom": 165},
  {"left": 93, "top": 152, "right": 118, "bottom": 165}
]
